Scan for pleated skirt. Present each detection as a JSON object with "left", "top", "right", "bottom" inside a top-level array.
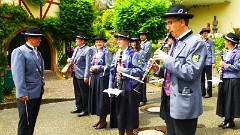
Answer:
[
  {"left": 110, "top": 79, "right": 141, "bottom": 130},
  {"left": 216, "top": 78, "right": 240, "bottom": 118},
  {"left": 88, "top": 75, "right": 110, "bottom": 116}
]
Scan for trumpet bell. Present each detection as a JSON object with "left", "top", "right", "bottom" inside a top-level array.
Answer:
[
  {"left": 56, "top": 70, "right": 68, "bottom": 80},
  {"left": 55, "top": 63, "right": 72, "bottom": 80}
]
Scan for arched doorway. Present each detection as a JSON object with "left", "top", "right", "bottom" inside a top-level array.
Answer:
[{"left": 7, "top": 31, "right": 51, "bottom": 70}]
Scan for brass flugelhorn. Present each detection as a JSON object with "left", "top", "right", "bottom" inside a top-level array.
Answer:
[{"left": 56, "top": 63, "right": 72, "bottom": 80}]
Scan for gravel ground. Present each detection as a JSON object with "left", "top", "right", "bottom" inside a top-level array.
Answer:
[
  {"left": 1, "top": 71, "right": 240, "bottom": 135},
  {"left": 43, "top": 70, "right": 161, "bottom": 99},
  {"left": 43, "top": 71, "right": 75, "bottom": 99}
]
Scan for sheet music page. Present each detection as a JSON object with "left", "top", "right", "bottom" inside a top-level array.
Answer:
[{"left": 103, "top": 88, "right": 123, "bottom": 96}]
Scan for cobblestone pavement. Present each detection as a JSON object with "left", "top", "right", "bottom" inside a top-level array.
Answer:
[{"left": 0, "top": 71, "right": 239, "bottom": 135}]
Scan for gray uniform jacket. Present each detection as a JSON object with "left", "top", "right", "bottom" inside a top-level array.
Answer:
[
  {"left": 156, "top": 31, "right": 207, "bottom": 119},
  {"left": 223, "top": 48, "right": 240, "bottom": 78},
  {"left": 71, "top": 45, "right": 93, "bottom": 79},
  {"left": 90, "top": 46, "right": 112, "bottom": 77},
  {"left": 11, "top": 44, "right": 45, "bottom": 99},
  {"left": 108, "top": 47, "right": 144, "bottom": 88},
  {"left": 205, "top": 38, "right": 216, "bottom": 66},
  {"left": 140, "top": 40, "right": 152, "bottom": 62}
]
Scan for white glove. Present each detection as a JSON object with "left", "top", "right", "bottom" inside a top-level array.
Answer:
[{"left": 153, "top": 49, "right": 168, "bottom": 62}]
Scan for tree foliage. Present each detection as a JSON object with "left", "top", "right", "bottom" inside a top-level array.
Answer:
[
  {"left": 102, "top": 9, "right": 114, "bottom": 30},
  {"left": 59, "top": 0, "right": 96, "bottom": 41},
  {"left": 113, "top": 0, "right": 171, "bottom": 43},
  {"left": 24, "top": 0, "right": 46, "bottom": 6},
  {"left": 0, "top": 3, "right": 29, "bottom": 48}
]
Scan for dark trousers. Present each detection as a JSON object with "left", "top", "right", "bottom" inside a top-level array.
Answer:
[
  {"left": 140, "top": 78, "right": 147, "bottom": 102},
  {"left": 201, "top": 65, "right": 212, "bottom": 96},
  {"left": 73, "top": 74, "right": 89, "bottom": 112},
  {"left": 17, "top": 96, "right": 42, "bottom": 135},
  {"left": 164, "top": 96, "right": 198, "bottom": 135}
]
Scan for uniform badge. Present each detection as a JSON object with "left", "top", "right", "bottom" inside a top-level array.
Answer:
[
  {"left": 192, "top": 54, "right": 199, "bottom": 62},
  {"left": 137, "top": 59, "right": 141, "bottom": 65}
]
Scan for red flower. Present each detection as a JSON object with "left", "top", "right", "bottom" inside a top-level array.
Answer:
[{"left": 6, "top": 65, "right": 10, "bottom": 69}]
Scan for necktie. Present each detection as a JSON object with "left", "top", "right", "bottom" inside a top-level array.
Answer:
[
  {"left": 34, "top": 48, "right": 42, "bottom": 71},
  {"left": 164, "top": 42, "right": 177, "bottom": 96},
  {"left": 37, "top": 52, "right": 42, "bottom": 71}
]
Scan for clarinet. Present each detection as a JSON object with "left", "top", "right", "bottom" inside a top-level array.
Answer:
[
  {"left": 134, "top": 33, "right": 171, "bottom": 93},
  {"left": 116, "top": 51, "right": 123, "bottom": 89}
]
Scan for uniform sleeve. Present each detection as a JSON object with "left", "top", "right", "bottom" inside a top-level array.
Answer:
[
  {"left": 211, "top": 40, "right": 216, "bottom": 64},
  {"left": 108, "top": 54, "right": 117, "bottom": 89},
  {"left": 121, "top": 52, "right": 144, "bottom": 77},
  {"left": 11, "top": 48, "right": 28, "bottom": 98},
  {"left": 143, "top": 41, "right": 152, "bottom": 62},
  {"left": 96, "top": 51, "right": 113, "bottom": 72},
  {"left": 84, "top": 48, "right": 93, "bottom": 78},
  {"left": 224, "top": 52, "right": 240, "bottom": 72}
]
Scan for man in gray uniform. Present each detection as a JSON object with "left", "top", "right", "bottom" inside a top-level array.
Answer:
[
  {"left": 11, "top": 27, "right": 45, "bottom": 135},
  {"left": 151, "top": 4, "right": 207, "bottom": 135},
  {"left": 139, "top": 29, "right": 152, "bottom": 107},
  {"left": 68, "top": 33, "right": 93, "bottom": 117},
  {"left": 199, "top": 28, "right": 216, "bottom": 98}
]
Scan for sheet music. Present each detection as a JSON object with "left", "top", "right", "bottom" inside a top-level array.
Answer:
[{"left": 103, "top": 88, "right": 123, "bottom": 96}]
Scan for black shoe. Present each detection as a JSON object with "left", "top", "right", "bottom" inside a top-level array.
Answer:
[
  {"left": 203, "top": 94, "right": 211, "bottom": 98},
  {"left": 93, "top": 122, "right": 100, "bottom": 127},
  {"left": 77, "top": 111, "right": 89, "bottom": 117},
  {"left": 70, "top": 109, "right": 81, "bottom": 114},
  {"left": 139, "top": 102, "right": 146, "bottom": 107},
  {"left": 95, "top": 122, "right": 107, "bottom": 129},
  {"left": 222, "top": 122, "right": 235, "bottom": 129},
  {"left": 218, "top": 121, "right": 227, "bottom": 127}
]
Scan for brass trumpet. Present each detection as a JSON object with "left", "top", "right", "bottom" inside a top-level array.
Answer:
[{"left": 56, "top": 63, "right": 72, "bottom": 80}]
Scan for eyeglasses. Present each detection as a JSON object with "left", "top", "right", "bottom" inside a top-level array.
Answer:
[{"left": 165, "top": 19, "right": 180, "bottom": 26}]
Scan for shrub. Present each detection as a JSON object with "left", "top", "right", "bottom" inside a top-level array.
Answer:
[
  {"left": 0, "top": 52, "right": 8, "bottom": 70},
  {"left": 102, "top": 9, "right": 115, "bottom": 30},
  {"left": 113, "top": 0, "right": 171, "bottom": 43}
]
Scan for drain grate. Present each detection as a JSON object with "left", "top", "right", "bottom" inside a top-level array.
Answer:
[
  {"left": 135, "top": 126, "right": 166, "bottom": 135},
  {"left": 140, "top": 105, "right": 160, "bottom": 113}
]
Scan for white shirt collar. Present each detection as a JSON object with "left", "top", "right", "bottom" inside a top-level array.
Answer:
[
  {"left": 175, "top": 29, "right": 191, "bottom": 41},
  {"left": 26, "top": 42, "right": 36, "bottom": 50}
]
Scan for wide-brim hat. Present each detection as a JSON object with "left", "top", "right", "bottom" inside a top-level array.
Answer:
[
  {"left": 224, "top": 32, "right": 239, "bottom": 43},
  {"left": 199, "top": 28, "right": 210, "bottom": 35},
  {"left": 92, "top": 34, "right": 107, "bottom": 42},
  {"left": 161, "top": 4, "right": 194, "bottom": 19},
  {"left": 130, "top": 35, "right": 140, "bottom": 42},
  {"left": 138, "top": 29, "right": 148, "bottom": 35},
  {"left": 114, "top": 30, "right": 131, "bottom": 40},
  {"left": 76, "top": 32, "right": 87, "bottom": 40},
  {"left": 21, "top": 27, "right": 44, "bottom": 37}
]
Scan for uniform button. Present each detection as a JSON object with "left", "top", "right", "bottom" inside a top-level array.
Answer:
[
  {"left": 36, "top": 69, "right": 38, "bottom": 71},
  {"left": 36, "top": 76, "right": 38, "bottom": 78}
]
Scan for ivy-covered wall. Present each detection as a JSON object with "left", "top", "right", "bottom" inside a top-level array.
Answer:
[{"left": 0, "top": 0, "right": 95, "bottom": 49}]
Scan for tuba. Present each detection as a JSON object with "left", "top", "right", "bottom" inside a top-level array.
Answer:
[{"left": 56, "top": 63, "right": 72, "bottom": 80}]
